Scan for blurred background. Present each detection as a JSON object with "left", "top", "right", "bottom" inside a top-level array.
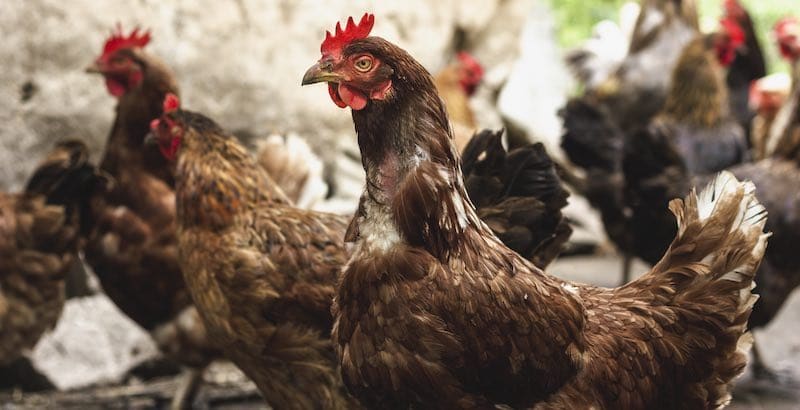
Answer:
[{"left": 1, "top": 0, "right": 798, "bottom": 408}]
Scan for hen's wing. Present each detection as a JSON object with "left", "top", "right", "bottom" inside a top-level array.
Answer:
[
  {"left": 462, "top": 130, "right": 571, "bottom": 267},
  {"left": 179, "top": 206, "right": 355, "bottom": 409}
]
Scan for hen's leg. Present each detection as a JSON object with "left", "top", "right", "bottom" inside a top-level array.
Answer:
[{"left": 170, "top": 368, "right": 202, "bottom": 410}]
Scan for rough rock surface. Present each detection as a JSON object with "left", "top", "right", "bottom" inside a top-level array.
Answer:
[
  {"left": 31, "top": 294, "right": 158, "bottom": 390},
  {"left": 0, "top": 0, "right": 533, "bottom": 193}
]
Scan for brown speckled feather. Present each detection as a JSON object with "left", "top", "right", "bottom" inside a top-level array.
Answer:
[
  {"left": 331, "top": 36, "right": 767, "bottom": 409},
  {"left": 166, "top": 110, "right": 358, "bottom": 409},
  {"left": 0, "top": 140, "right": 105, "bottom": 365}
]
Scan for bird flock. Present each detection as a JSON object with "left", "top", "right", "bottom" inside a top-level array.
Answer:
[{"left": 1, "top": 1, "right": 799, "bottom": 409}]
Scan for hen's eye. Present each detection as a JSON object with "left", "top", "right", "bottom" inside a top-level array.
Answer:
[{"left": 354, "top": 57, "right": 373, "bottom": 72}]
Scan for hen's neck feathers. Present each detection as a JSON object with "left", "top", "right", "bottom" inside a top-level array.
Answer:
[
  {"left": 661, "top": 36, "right": 729, "bottom": 127},
  {"left": 103, "top": 51, "right": 178, "bottom": 181},
  {"left": 349, "top": 38, "right": 487, "bottom": 259},
  {"left": 174, "top": 111, "right": 290, "bottom": 231},
  {"left": 111, "top": 53, "right": 178, "bottom": 149}
]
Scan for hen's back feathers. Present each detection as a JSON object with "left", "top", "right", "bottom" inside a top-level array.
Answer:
[{"left": 461, "top": 130, "right": 571, "bottom": 267}]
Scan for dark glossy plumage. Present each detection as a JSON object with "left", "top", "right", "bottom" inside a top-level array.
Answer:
[
  {"left": 724, "top": 0, "right": 767, "bottom": 139},
  {"left": 461, "top": 129, "right": 571, "bottom": 267},
  {"left": 563, "top": 33, "right": 750, "bottom": 269}
]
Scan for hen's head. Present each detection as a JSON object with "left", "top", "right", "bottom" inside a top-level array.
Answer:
[
  {"left": 775, "top": 17, "right": 800, "bottom": 62},
  {"left": 455, "top": 52, "right": 484, "bottom": 96},
  {"left": 715, "top": 17, "right": 745, "bottom": 66},
  {"left": 748, "top": 73, "right": 791, "bottom": 116},
  {"left": 723, "top": 0, "right": 746, "bottom": 21},
  {"left": 87, "top": 25, "right": 152, "bottom": 98},
  {"left": 149, "top": 93, "right": 183, "bottom": 160},
  {"left": 302, "top": 13, "right": 402, "bottom": 111}
]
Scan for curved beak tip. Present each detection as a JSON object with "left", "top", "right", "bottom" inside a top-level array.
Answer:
[
  {"left": 301, "top": 62, "right": 341, "bottom": 86},
  {"left": 85, "top": 63, "right": 102, "bottom": 74},
  {"left": 144, "top": 131, "right": 157, "bottom": 146}
]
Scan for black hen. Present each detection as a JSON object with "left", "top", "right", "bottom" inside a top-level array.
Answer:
[{"left": 461, "top": 130, "right": 572, "bottom": 267}]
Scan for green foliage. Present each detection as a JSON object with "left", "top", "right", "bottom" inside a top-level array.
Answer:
[{"left": 549, "top": 0, "right": 797, "bottom": 74}]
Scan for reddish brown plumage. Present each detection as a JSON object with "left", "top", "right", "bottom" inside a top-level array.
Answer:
[
  {"left": 317, "top": 29, "right": 767, "bottom": 408},
  {"left": 0, "top": 140, "right": 106, "bottom": 365}
]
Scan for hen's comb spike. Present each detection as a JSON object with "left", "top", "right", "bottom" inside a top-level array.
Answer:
[
  {"left": 320, "top": 13, "right": 375, "bottom": 59},
  {"left": 100, "top": 24, "right": 151, "bottom": 62},
  {"left": 163, "top": 93, "right": 180, "bottom": 113}
]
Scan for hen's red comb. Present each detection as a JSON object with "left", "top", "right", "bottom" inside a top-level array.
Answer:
[
  {"left": 101, "top": 24, "right": 151, "bottom": 62},
  {"left": 721, "top": 18, "right": 745, "bottom": 48},
  {"left": 163, "top": 93, "right": 180, "bottom": 113},
  {"left": 321, "top": 13, "right": 375, "bottom": 59}
]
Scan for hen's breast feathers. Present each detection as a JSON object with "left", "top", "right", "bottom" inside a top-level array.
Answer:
[{"left": 85, "top": 169, "right": 185, "bottom": 330}]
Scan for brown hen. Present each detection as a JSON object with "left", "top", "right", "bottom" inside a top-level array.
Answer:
[
  {"left": 434, "top": 52, "right": 484, "bottom": 152},
  {"left": 1, "top": 140, "right": 106, "bottom": 367},
  {"left": 149, "top": 81, "right": 574, "bottom": 407},
  {"left": 149, "top": 94, "right": 357, "bottom": 409},
  {"left": 302, "top": 13, "right": 767, "bottom": 408}
]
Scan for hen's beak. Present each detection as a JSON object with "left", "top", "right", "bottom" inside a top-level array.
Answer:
[
  {"left": 144, "top": 131, "right": 158, "bottom": 146},
  {"left": 301, "top": 61, "right": 343, "bottom": 86},
  {"left": 85, "top": 62, "right": 103, "bottom": 74}
]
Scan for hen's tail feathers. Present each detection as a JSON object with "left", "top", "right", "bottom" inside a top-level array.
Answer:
[
  {"left": 255, "top": 134, "right": 329, "bottom": 210},
  {"left": 25, "top": 140, "right": 111, "bottom": 230},
  {"left": 645, "top": 171, "right": 768, "bottom": 406},
  {"left": 462, "top": 129, "right": 572, "bottom": 267}
]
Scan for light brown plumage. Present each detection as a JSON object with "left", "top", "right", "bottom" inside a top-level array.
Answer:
[{"left": 152, "top": 108, "right": 358, "bottom": 409}]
